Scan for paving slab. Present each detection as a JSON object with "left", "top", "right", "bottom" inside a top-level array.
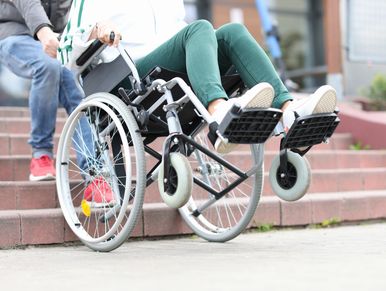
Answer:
[{"left": 0, "top": 223, "right": 386, "bottom": 291}]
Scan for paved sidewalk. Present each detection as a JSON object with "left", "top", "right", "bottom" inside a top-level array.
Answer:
[{"left": 1, "top": 223, "right": 386, "bottom": 291}]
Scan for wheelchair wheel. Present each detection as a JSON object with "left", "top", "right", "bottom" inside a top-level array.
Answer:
[
  {"left": 56, "top": 93, "right": 146, "bottom": 252},
  {"left": 179, "top": 131, "right": 263, "bottom": 242},
  {"left": 269, "top": 151, "right": 311, "bottom": 202},
  {"left": 158, "top": 153, "right": 193, "bottom": 209}
]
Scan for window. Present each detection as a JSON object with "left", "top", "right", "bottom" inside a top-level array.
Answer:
[
  {"left": 184, "top": 0, "right": 211, "bottom": 22},
  {"left": 267, "top": 0, "right": 325, "bottom": 89},
  {"left": 347, "top": 0, "right": 386, "bottom": 63}
]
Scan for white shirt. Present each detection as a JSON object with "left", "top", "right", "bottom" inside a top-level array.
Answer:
[{"left": 59, "top": 0, "right": 187, "bottom": 68}]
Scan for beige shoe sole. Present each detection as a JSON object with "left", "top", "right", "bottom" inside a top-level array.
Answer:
[
  {"left": 29, "top": 173, "right": 56, "bottom": 182},
  {"left": 215, "top": 83, "right": 274, "bottom": 154},
  {"left": 214, "top": 139, "right": 238, "bottom": 154},
  {"left": 239, "top": 82, "right": 275, "bottom": 109},
  {"left": 312, "top": 85, "right": 337, "bottom": 114}
]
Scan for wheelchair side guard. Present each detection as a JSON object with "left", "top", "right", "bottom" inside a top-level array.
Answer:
[{"left": 207, "top": 104, "right": 283, "bottom": 146}]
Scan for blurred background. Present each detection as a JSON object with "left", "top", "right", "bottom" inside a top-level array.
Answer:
[{"left": 1, "top": 0, "right": 385, "bottom": 106}]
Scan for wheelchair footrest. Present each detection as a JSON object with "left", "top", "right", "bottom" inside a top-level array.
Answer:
[
  {"left": 218, "top": 106, "right": 283, "bottom": 144},
  {"left": 281, "top": 112, "right": 340, "bottom": 149}
]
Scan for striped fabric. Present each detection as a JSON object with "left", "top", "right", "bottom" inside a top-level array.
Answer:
[
  {"left": 58, "top": 0, "right": 91, "bottom": 67},
  {"left": 57, "top": 0, "right": 188, "bottom": 68}
]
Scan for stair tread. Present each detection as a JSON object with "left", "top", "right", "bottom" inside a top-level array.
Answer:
[{"left": 2, "top": 188, "right": 386, "bottom": 214}]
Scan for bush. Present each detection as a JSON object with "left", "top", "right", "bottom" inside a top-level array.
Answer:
[{"left": 363, "top": 74, "right": 386, "bottom": 110}]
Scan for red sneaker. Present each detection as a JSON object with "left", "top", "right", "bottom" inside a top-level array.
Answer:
[
  {"left": 84, "top": 177, "right": 116, "bottom": 207},
  {"left": 29, "top": 155, "right": 56, "bottom": 181}
]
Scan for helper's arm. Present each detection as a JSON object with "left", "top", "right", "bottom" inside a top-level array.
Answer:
[
  {"left": 11, "top": 0, "right": 52, "bottom": 38},
  {"left": 12, "top": 0, "right": 58, "bottom": 58}
]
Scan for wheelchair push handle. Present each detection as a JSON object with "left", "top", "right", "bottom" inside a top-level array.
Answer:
[
  {"left": 76, "top": 32, "right": 116, "bottom": 66},
  {"left": 76, "top": 40, "right": 104, "bottom": 66}
]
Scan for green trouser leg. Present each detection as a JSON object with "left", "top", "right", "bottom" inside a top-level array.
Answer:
[
  {"left": 136, "top": 20, "right": 226, "bottom": 108},
  {"left": 215, "top": 23, "right": 292, "bottom": 109},
  {"left": 136, "top": 20, "right": 292, "bottom": 109}
]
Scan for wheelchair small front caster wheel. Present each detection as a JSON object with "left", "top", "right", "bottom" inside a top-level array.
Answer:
[
  {"left": 158, "top": 153, "right": 193, "bottom": 208},
  {"left": 269, "top": 151, "right": 311, "bottom": 202}
]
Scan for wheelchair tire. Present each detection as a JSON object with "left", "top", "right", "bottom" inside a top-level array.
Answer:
[
  {"left": 269, "top": 151, "right": 311, "bottom": 202},
  {"left": 179, "top": 132, "right": 263, "bottom": 242},
  {"left": 158, "top": 153, "right": 193, "bottom": 209},
  {"left": 56, "top": 93, "right": 146, "bottom": 252}
]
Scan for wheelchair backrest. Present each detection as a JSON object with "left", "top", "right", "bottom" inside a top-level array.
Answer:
[{"left": 82, "top": 55, "right": 132, "bottom": 97}]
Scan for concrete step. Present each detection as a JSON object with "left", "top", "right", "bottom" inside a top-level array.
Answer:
[
  {"left": 1, "top": 190, "right": 386, "bottom": 248},
  {"left": 0, "top": 132, "right": 355, "bottom": 156},
  {"left": 0, "top": 107, "right": 67, "bottom": 118},
  {"left": 0, "top": 108, "right": 371, "bottom": 250},
  {"left": 144, "top": 167, "right": 386, "bottom": 203},
  {"left": 0, "top": 181, "right": 59, "bottom": 211},
  {"left": 2, "top": 167, "right": 386, "bottom": 210},
  {"left": 0, "top": 117, "right": 65, "bottom": 134},
  {"left": 2, "top": 150, "right": 386, "bottom": 181},
  {"left": 0, "top": 133, "right": 60, "bottom": 155},
  {"left": 0, "top": 107, "right": 354, "bottom": 150}
]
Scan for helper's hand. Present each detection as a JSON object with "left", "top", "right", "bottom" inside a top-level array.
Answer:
[
  {"left": 91, "top": 21, "right": 122, "bottom": 47},
  {"left": 36, "top": 26, "right": 60, "bottom": 58}
]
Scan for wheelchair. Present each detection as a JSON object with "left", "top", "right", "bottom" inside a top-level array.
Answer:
[{"left": 56, "top": 40, "right": 340, "bottom": 252}]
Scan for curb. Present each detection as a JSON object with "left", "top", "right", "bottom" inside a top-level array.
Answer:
[{"left": 1, "top": 190, "right": 386, "bottom": 249}]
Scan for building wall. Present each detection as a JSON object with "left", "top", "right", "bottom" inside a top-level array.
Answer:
[
  {"left": 209, "top": 0, "right": 386, "bottom": 98},
  {"left": 211, "top": 0, "right": 264, "bottom": 43},
  {"left": 211, "top": 0, "right": 328, "bottom": 91},
  {"left": 340, "top": 0, "right": 386, "bottom": 97}
]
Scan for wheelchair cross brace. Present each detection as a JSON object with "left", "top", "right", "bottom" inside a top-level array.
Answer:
[{"left": 160, "top": 132, "right": 261, "bottom": 217}]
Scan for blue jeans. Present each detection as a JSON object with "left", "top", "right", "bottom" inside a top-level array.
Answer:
[{"left": 0, "top": 35, "right": 90, "bottom": 171}]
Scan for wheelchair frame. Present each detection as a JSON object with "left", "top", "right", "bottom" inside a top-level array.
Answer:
[{"left": 56, "top": 41, "right": 340, "bottom": 252}]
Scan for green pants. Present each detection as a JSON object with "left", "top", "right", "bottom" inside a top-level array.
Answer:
[{"left": 136, "top": 20, "right": 292, "bottom": 108}]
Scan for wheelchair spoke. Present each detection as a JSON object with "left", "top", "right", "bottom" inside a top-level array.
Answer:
[
  {"left": 179, "top": 129, "right": 263, "bottom": 242},
  {"left": 56, "top": 93, "right": 146, "bottom": 251}
]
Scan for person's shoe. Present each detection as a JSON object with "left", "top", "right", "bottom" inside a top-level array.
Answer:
[
  {"left": 282, "top": 85, "right": 337, "bottom": 132},
  {"left": 211, "top": 82, "right": 275, "bottom": 154},
  {"left": 29, "top": 155, "right": 56, "bottom": 181},
  {"left": 84, "top": 177, "right": 116, "bottom": 207}
]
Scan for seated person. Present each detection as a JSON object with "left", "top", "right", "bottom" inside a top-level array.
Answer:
[{"left": 59, "top": 0, "right": 337, "bottom": 154}]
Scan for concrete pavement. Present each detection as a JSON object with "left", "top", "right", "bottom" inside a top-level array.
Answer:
[{"left": 1, "top": 223, "right": 386, "bottom": 291}]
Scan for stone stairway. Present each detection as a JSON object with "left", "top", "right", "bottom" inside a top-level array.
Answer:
[{"left": 1, "top": 106, "right": 386, "bottom": 248}]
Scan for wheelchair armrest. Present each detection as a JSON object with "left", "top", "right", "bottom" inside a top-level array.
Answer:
[{"left": 76, "top": 39, "right": 105, "bottom": 67}]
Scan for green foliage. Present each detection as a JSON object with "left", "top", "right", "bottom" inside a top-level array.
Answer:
[
  {"left": 255, "top": 223, "right": 274, "bottom": 232},
  {"left": 309, "top": 217, "right": 341, "bottom": 229},
  {"left": 349, "top": 141, "right": 371, "bottom": 151},
  {"left": 320, "top": 217, "right": 341, "bottom": 228},
  {"left": 362, "top": 74, "right": 386, "bottom": 110}
]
